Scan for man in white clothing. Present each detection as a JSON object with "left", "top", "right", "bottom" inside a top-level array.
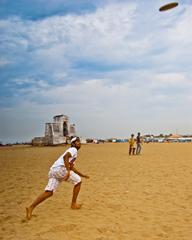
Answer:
[{"left": 26, "top": 137, "right": 89, "bottom": 220}]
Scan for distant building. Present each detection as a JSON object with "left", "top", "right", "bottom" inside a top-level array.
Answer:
[{"left": 32, "top": 114, "right": 76, "bottom": 146}]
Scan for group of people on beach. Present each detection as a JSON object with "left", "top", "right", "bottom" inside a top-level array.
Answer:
[
  {"left": 26, "top": 133, "right": 143, "bottom": 220},
  {"left": 128, "top": 132, "right": 142, "bottom": 156}
]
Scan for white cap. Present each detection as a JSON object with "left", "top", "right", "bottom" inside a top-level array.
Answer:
[{"left": 71, "top": 137, "right": 80, "bottom": 143}]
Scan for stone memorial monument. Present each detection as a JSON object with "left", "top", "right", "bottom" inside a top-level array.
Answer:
[{"left": 32, "top": 114, "right": 76, "bottom": 146}]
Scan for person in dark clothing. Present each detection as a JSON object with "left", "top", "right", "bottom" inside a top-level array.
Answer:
[{"left": 136, "top": 132, "right": 142, "bottom": 155}]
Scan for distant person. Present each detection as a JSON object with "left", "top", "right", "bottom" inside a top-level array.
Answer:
[
  {"left": 129, "top": 134, "right": 136, "bottom": 155},
  {"left": 26, "top": 137, "right": 89, "bottom": 220},
  {"left": 136, "top": 132, "right": 142, "bottom": 155}
]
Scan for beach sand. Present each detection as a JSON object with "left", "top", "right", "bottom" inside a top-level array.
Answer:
[{"left": 0, "top": 142, "right": 192, "bottom": 240}]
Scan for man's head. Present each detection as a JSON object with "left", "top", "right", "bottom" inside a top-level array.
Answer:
[{"left": 71, "top": 137, "right": 81, "bottom": 150}]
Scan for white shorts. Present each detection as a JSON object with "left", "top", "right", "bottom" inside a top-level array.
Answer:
[{"left": 45, "top": 166, "right": 81, "bottom": 192}]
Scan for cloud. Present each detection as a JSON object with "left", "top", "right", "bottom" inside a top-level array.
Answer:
[
  {"left": 0, "top": 2, "right": 146, "bottom": 68},
  {"left": 1, "top": 1, "right": 192, "bottom": 142},
  {"left": 2, "top": 1, "right": 191, "bottom": 76},
  {"left": 1, "top": 74, "right": 191, "bottom": 142},
  {"left": 0, "top": 0, "right": 99, "bottom": 20}
]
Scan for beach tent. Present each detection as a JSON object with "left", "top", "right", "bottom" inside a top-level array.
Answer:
[
  {"left": 168, "top": 134, "right": 181, "bottom": 139},
  {"left": 166, "top": 134, "right": 181, "bottom": 142}
]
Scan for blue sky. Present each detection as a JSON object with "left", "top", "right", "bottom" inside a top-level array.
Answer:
[{"left": 0, "top": 0, "right": 192, "bottom": 143}]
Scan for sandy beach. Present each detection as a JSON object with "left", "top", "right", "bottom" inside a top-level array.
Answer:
[{"left": 0, "top": 142, "right": 192, "bottom": 240}]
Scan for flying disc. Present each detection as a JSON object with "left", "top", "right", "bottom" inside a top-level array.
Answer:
[{"left": 159, "top": 2, "right": 179, "bottom": 12}]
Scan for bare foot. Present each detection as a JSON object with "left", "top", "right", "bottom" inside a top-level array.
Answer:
[
  {"left": 71, "top": 203, "right": 82, "bottom": 210},
  {"left": 26, "top": 207, "right": 33, "bottom": 220}
]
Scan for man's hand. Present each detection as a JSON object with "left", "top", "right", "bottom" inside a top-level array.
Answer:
[
  {"left": 63, "top": 171, "right": 70, "bottom": 181},
  {"left": 83, "top": 175, "right": 90, "bottom": 179}
]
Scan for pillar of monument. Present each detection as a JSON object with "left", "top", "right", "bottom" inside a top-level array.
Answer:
[{"left": 45, "top": 123, "right": 53, "bottom": 137}]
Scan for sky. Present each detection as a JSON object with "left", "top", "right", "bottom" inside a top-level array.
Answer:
[{"left": 0, "top": 0, "right": 192, "bottom": 143}]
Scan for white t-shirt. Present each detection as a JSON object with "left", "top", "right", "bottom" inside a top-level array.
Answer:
[{"left": 50, "top": 147, "right": 78, "bottom": 169}]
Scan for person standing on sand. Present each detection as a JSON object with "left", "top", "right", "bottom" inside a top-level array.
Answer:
[
  {"left": 26, "top": 137, "right": 89, "bottom": 220},
  {"left": 136, "top": 132, "right": 142, "bottom": 155},
  {"left": 128, "top": 134, "right": 136, "bottom": 155}
]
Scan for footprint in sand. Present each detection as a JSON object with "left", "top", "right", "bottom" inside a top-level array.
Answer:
[
  {"left": 107, "top": 203, "right": 121, "bottom": 211},
  {"left": 2, "top": 216, "right": 13, "bottom": 222},
  {"left": 95, "top": 237, "right": 108, "bottom": 240},
  {"left": 36, "top": 224, "right": 77, "bottom": 237},
  {"left": 21, "top": 218, "right": 28, "bottom": 223},
  {"left": 97, "top": 227, "right": 108, "bottom": 234},
  {"left": 97, "top": 226, "right": 118, "bottom": 234},
  {"left": 49, "top": 224, "right": 77, "bottom": 233},
  {"left": 161, "top": 225, "right": 173, "bottom": 233}
]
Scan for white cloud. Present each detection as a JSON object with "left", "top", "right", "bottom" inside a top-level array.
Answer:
[
  {"left": 1, "top": 73, "right": 192, "bottom": 142},
  {"left": 1, "top": 1, "right": 192, "bottom": 142},
  {"left": 1, "top": 1, "right": 192, "bottom": 73},
  {"left": 167, "top": 6, "right": 192, "bottom": 44},
  {"left": 0, "top": 2, "right": 150, "bottom": 65},
  {"left": 150, "top": 72, "right": 190, "bottom": 87}
]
